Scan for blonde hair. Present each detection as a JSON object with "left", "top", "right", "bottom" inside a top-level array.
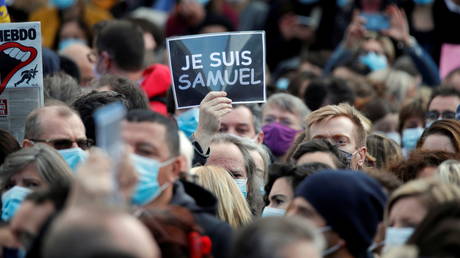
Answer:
[
  {"left": 368, "top": 69, "right": 416, "bottom": 109},
  {"left": 305, "top": 103, "right": 372, "bottom": 147},
  {"left": 437, "top": 160, "right": 460, "bottom": 186},
  {"left": 192, "top": 166, "right": 253, "bottom": 228},
  {"left": 385, "top": 178, "right": 460, "bottom": 225}
]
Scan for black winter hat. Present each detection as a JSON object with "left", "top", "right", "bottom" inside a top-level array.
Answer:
[{"left": 295, "top": 170, "right": 387, "bottom": 258}]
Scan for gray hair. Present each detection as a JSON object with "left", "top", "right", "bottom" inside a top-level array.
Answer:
[
  {"left": 263, "top": 93, "right": 310, "bottom": 125},
  {"left": 0, "top": 143, "right": 73, "bottom": 192},
  {"left": 43, "top": 72, "right": 88, "bottom": 105},
  {"left": 211, "top": 134, "right": 264, "bottom": 216},
  {"left": 240, "top": 138, "right": 271, "bottom": 183},
  {"left": 231, "top": 216, "right": 325, "bottom": 258},
  {"left": 24, "top": 105, "right": 79, "bottom": 140}
]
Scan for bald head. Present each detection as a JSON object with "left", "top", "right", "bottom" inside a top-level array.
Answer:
[
  {"left": 44, "top": 208, "right": 160, "bottom": 258},
  {"left": 23, "top": 105, "right": 86, "bottom": 148},
  {"left": 59, "top": 43, "right": 95, "bottom": 86}
]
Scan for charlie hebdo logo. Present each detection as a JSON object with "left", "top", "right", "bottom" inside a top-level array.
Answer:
[
  {"left": 0, "top": 41, "right": 37, "bottom": 94},
  {"left": 0, "top": 26, "right": 39, "bottom": 94}
]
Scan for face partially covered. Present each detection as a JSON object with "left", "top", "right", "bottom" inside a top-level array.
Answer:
[
  {"left": 262, "top": 104, "right": 303, "bottom": 131},
  {"left": 5, "top": 163, "right": 48, "bottom": 192},
  {"left": 122, "top": 121, "right": 178, "bottom": 187},
  {"left": 308, "top": 116, "right": 366, "bottom": 170},
  {"left": 388, "top": 196, "right": 426, "bottom": 228},
  {"left": 206, "top": 142, "right": 247, "bottom": 179},
  {"left": 267, "top": 177, "right": 294, "bottom": 210}
]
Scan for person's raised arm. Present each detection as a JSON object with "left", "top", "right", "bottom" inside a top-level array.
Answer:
[
  {"left": 324, "top": 11, "right": 367, "bottom": 74},
  {"left": 382, "top": 5, "right": 440, "bottom": 86},
  {"left": 192, "top": 92, "right": 232, "bottom": 158}
]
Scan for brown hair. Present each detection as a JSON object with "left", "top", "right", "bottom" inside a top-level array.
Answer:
[
  {"left": 366, "top": 133, "right": 403, "bottom": 170},
  {"left": 0, "top": 129, "right": 20, "bottom": 166},
  {"left": 390, "top": 150, "right": 460, "bottom": 183},
  {"left": 416, "top": 119, "right": 460, "bottom": 152},
  {"left": 398, "top": 98, "right": 427, "bottom": 134},
  {"left": 138, "top": 206, "right": 213, "bottom": 258}
]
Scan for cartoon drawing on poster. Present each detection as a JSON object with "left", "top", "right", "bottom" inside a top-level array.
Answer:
[
  {"left": 167, "top": 31, "right": 265, "bottom": 109},
  {"left": 0, "top": 22, "right": 43, "bottom": 141}
]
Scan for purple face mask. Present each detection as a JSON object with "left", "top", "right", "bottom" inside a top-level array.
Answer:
[{"left": 262, "top": 122, "right": 300, "bottom": 157}]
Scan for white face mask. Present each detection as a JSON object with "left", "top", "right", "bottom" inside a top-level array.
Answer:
[
  {"left": 261, "top": 207, "right": 286, "bottom": 217},
  {"left": 319, "top": 226, "right": 342, "bottom": 256},
  {"left": 384, "top": 227, "right": 414, "bottom": 253}
]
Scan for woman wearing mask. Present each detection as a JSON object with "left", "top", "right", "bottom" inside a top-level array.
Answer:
[
  {"left": 206, "top": 133, "right": 264, "bottom": 216},
  {"left": 0, "top": 144, "right": 72, "bottom": 222},
  {"left": 192, "top": 166, "right": 253, "bottom": 228},
  {"left": 261, "top": 93, "right": 310, "bottom": 161},
  {"left": 398, "top": 98, "right": 426, "bottom": 157},
  {"left": 262, "top": 162, "right": 331, "bottom": 217},
  {"left": 383, "top": 178, "right": 460, "bottom": 253}
]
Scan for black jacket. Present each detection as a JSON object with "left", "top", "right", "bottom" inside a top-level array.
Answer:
[{"left": 171, "top": 180, "right": 233, "bottom": 258}]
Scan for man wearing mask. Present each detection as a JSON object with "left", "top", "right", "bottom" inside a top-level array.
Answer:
[
  {"left": 304, "top": 103, "right": 371, "bottom": 170},
  {"left": 287, "top": 170, "right": 387, "bottom": 258},
  {"left": 23, "top": 105, "right": 90, "bottom": 171},
  {"left": 122, "top": 109, "right": 232, "bottom": 258},
  {"left": 261, "top": 93, "right": 310, "bottom": 159},
  {"left": 426, "top": 87, "right": 460, "bottom": 127}
]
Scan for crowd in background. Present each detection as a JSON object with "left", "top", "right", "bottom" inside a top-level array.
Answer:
[{"left": 2, "top": 0, "right": 460, "bottom": 257}]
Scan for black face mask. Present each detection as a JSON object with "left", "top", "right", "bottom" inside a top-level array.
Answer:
[{"left": 337, "top": 149, "right": 354, "bottom": 169}]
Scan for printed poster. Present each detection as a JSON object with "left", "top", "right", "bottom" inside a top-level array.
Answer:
[
  {"left": 167, "top": 31, "right": 266, "bottom": 109},
  {"left": 0, "top": 22, "right": 43, "bottom": 141}
]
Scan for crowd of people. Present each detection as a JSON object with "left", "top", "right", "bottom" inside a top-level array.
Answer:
[{"left": 2, "top": 0, "right": 460, "bottom": 257}]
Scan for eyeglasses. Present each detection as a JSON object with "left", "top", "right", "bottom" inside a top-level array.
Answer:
[
  {"left": 425, "top": 110, "right": 456, "bottom": 121},
  {"left": 30, "top": 138, "right": 94, "bottom": 150},
  {"left": 86, "top": 51, "right": 97, "bottom": 64}
]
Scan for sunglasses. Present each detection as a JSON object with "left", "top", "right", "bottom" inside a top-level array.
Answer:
[
  {"left": 30, "top": 138, "right": 94, "bottom": 150},
  {"left": 425, "top": 110, "right": 456, "bottom": 121}
]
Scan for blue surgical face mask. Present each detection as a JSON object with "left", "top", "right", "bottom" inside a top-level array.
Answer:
[
  {"left": 402, "top": 127, "right": 424, "bottom": 150},
  {"left": 58, "top": 38, "right": 87, "bottom": 51},
  {"left": 261, "top": 206, "right": 286, "bottom": 217},
  {"left": 385, "top": 132, "right": 401, "bottom": 145},
  {"left": 176, "top": 108, "right": 199, "bottom": 138},
  {"left": 234, "top": 178, "right": 247, "bottom": 198},
  {"left": 2, "top": 186, "right": 32, "bottom": 221},
  {"left": 275, "top": 78, "right": 290, "bottom": 90},
  {"left": 131, "top": 154, "right": 173, "bottom": 206},
  {"left": 413, "top": 0, "right": 434, "bottom": 4},
  {"left": 359, "top": 52, "right": 388, "bottom": 72},
  {"left": 58, "top": 148, "right": 88, "bottom": 172},
  {"left": 384, "top": 227, "right": 414, "bottom": 252},
  {"left": 51, "top": 0, "right": 75, "bottom": 9}
]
